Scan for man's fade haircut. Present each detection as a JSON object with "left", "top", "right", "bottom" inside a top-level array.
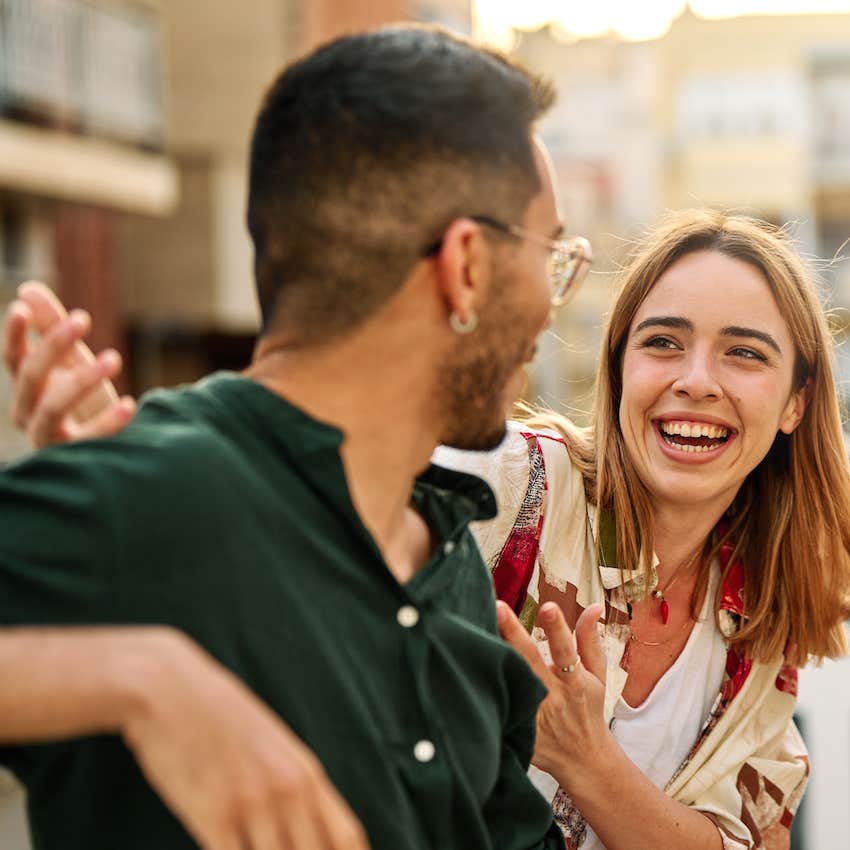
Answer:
[{"left": 247, "top": 25, "right": 555, "bottom": 342}]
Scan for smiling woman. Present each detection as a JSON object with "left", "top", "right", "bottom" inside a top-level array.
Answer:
[
  {"left": 437, "top": 208, "right": 850, "bottom": 850},
  {"left": 619, "top": 250, "right": 808, "bottom": 529}
]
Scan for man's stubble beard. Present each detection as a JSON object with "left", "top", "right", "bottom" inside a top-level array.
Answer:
[{"left": 436, "top": 283, "right": 534, "bottom": 452}]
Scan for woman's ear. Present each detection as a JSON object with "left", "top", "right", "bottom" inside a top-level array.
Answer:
[{"left": 779, "top": 378, "right": 811, "bottom": 435}]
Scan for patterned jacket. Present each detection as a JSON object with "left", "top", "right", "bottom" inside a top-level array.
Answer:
[{"left": 435, "top": 425, "right": 808, "bottom": 850}]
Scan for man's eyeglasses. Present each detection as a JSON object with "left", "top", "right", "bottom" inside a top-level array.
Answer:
[{"left": 422, "top": 215, "right": 593, "bottom": 307}]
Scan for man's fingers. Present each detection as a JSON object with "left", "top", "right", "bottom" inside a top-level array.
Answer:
[
  {"left": 315, "top": 782, "right": 371, "bottom": 850},
  {"left": 74, "top": 397, "right": 137, "bottom": 442},
  {"left": 12, "top": 311, "right": 90, "bottom": 428},
  {"left": 243, "top": 808, "right": 287, "bottom": 850},
  {"left": 18, "top": 281, "right": 69, "bottom": 337},
  {"left": 27, "top": 350, "right": 125, "bottom": 449},
  {"left": 276, "top": 789, "right": 326, "bottom": 850},
  {"left": 496, "top": 601, "right": 552, "bottom": 681},
  {"left": 3, "top": 301, "right": 32, "bottom": 377},
  {"left": 574, "top": 603, "right": 606, "bottom": 681}
]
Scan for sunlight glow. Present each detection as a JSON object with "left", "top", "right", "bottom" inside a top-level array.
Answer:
[{"left": 473, "top": 0, "right": 850, "bottom": 45}]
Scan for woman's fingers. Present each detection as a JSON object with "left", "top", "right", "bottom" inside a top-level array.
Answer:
[
  {"left": 574, "top": 603, "right": 606, "bottom": 681},
  {"left": 538, "top": 603, "right": 581, "bottom": 676},
  {"left": 496, "top": 601, "right": 552, "bottom": 682},
  {"left": 500, "top": 599, "right": 607, "bottom": 691}
]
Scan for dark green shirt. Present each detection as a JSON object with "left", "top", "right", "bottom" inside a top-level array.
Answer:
[{"left": 0, "top": 373, "right": 562, "bottom": 850}]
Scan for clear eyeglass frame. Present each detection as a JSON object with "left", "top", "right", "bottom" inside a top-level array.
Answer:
[{"left": 470, "top": 215, "right": 593, "bottom": 307}]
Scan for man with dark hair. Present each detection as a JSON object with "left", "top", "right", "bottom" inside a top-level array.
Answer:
[
  {"left": 248, "top": 27, "right": 553, "bottom": 346},
  {"left": 0, "top": 25, "right": 589, "bottom": 850}
]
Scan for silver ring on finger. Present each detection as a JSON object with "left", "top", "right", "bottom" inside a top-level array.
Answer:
[{"left": 559, "top": 655, "right": 581, "bottom": 674}]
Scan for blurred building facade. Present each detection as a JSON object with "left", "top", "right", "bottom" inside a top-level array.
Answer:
[
  {"left": 0, "top": 0, "right": 176, "bottom": 458},
  {"left": 514, "top": 9, "right": 850, "bottom": 420}
]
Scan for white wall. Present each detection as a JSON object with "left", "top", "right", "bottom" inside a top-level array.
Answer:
[{"left": 796, "top": 646, "right": 850, "bottom": 849}]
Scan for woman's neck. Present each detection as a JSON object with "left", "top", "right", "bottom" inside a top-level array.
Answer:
[{"left": 650, "top": 502, "right": 729, "bottom": 577}]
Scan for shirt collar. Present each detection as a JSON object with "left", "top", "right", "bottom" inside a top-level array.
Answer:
[{"left": 596, "top": 508, "right": 746, "bottom": 628}]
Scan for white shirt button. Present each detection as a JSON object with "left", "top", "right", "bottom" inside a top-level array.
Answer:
[
  {"left": 396, "top": 605, "right": 420, "bottom": 628},
  {"left": 443, "top": 540, "right": 456, "bottom": 556},
  {"left": 413, "top": 739, "right": 436, "bottom": 763}
]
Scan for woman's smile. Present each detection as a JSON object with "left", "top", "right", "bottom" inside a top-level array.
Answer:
[{"left": 653, "top": 416, "right": 735, "bottom": 459}]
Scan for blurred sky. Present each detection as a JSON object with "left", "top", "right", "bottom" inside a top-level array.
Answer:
[{"left": 474, "top": 0, "right": 850, "bottom": 44}]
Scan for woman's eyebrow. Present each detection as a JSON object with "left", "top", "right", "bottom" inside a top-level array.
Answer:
[
  {"left": 721, "top": 326, "right": 782, "bottom": 355},
  {"left": 633, "top": 316, "right": 693, "bottom": 334},
  {"left": 633, "top": 317, "right": 783, "bottom": 356}
]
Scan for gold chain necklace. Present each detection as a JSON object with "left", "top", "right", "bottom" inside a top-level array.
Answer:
[
  {"left": 628, "top": 614, "right": 694, "bottom": 647},
  {"left": 645, "top": 548, "right": 702, "bottom": 625}
]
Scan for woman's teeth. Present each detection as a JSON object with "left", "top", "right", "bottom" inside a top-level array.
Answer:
[
  {"left": 660, "top": 422, "right": 728, "bottom": 439},
  {"left": 658, "top": 420, "right": 730, "bottom": 453}
]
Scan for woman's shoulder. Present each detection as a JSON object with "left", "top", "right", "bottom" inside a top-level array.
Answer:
[
  {"left": 432, "top": 421, "right": 577, "bottom": 495},
  {"left": 433, "top": 422, "right": 593, "bottom": 564}
]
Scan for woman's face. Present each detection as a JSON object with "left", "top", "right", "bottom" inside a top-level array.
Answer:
[{"left": 618, "top": 249, "right": 807, "bottom": 518}]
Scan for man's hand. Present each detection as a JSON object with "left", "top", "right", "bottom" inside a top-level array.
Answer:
[
  {"left": 497, "top": 600, "right": 611, "bottom": 785},
  {"left": 121, "top": 630, "right": 370, "bottom": 850},
  {"left": 0, "top": 626, "right": 370, "bottom": 850},
  {"left": 3, "top": 281, "right": 136, "bottom": 447}
]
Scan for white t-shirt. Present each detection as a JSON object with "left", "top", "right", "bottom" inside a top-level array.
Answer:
[{"left": 582, "top": 565, "right": 726, "bottom": 849}]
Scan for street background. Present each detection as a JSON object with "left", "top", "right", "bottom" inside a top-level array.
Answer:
[{"left": 0, "top": 1, "right": 848, "bottom": 848}]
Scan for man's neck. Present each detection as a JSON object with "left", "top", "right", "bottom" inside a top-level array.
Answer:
[{"left": 245, "top": 325, "right": 442, "bottom": 583}]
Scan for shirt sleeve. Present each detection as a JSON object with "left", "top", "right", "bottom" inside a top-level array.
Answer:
[
  {"left": 480, "top": 650, "right": 566, "bottom": 850},
  {"left": 693, "top": 717, "right": 808, "bottom": 850},
  {"left": 669, "top": 662, "right": 809, "bottom": 850},
  {"left": 0, "top": 444, "right": 122, "bottom": 627}
]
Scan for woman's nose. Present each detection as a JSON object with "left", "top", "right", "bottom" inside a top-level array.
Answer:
[{"left": 671, "top": 354, "right": 723, "bottom": 400}]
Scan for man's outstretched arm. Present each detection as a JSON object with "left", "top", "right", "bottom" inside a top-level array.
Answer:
[{"left": 0, "top": 625, "right": 369, "bottom": 850}]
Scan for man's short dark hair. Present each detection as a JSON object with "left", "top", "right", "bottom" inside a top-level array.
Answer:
[{"left": 247, "top": 25, "right": 555, "bottom": 342}]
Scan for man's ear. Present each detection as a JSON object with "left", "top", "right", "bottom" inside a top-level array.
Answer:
[
  {"left": 432, "top": 217, "right": 491, "bottom": 325},
  {"left": 779, "top": 377, "right": 811, "bottom": 435}
]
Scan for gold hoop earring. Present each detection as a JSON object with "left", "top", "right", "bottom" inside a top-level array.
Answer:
[{"left": 449, "top": 311, "right": 478, "bottom": 335}]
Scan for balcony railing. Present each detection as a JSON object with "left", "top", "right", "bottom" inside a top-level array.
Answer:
[{"left": 0, "top": 0, "right": 165, "bottom": 150}]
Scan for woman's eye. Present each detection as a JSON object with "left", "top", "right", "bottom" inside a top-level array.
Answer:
[
  {"left": 642, "top": 336, "right": 678, "bottom": 350},
  {"left": 729, "top": 347, "right": 767, "bottom": 362}
]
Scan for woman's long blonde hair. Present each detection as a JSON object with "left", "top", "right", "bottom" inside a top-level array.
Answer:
[{"left": 530, "top": 209, "right": 850, "bottom": 663}]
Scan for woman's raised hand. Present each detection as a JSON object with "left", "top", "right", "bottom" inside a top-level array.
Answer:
[
  {"left": 497, "top": 599, "right": 612, "bottom": 786},
  {"left": 3, "top": 281, "right": 136, "bottom": 448}
]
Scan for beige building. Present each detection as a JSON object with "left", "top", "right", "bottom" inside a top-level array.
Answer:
[
  {"left": 0, "top": 0, "right": 177, "bottom": 459},
  {"left": 510, "top": 9, "right": 850, "bottom": 422}
]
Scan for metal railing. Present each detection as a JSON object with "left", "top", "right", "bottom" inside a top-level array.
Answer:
[{"left": 0, "top": 0, "right": 165, "bottom": 150}]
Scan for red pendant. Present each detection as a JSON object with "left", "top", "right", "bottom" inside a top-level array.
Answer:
[{"left": 660, "top": 599, "right": 670, "bottom": 625}]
